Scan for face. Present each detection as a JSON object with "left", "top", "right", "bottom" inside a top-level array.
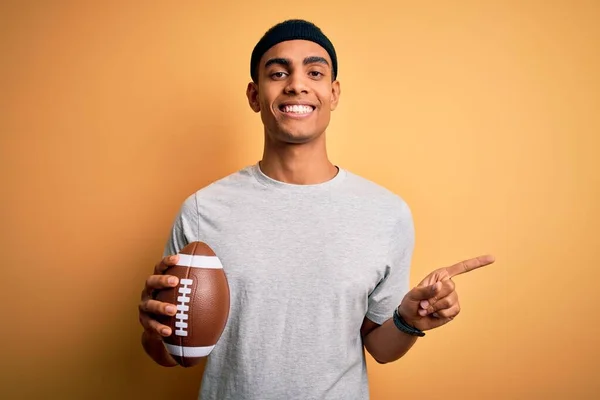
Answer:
[{"left": 246, "top": 40, "right": 341, "bottom": 144}]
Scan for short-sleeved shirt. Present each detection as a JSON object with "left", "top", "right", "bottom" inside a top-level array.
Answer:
[{"left": 163, "top": 163, "right": 415, "bottom": 400}]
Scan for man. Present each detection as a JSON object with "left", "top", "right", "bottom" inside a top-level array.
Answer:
[{"left": 138, "top": 19, "right": 495, "bottom": 399}]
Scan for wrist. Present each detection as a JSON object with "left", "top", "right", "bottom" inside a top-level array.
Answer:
[
  {"left": 393, "top": 307, "right": 425, "bottom": 337},
  {"left": 141, "top": 330, "right": 178, "bottom": 367}
]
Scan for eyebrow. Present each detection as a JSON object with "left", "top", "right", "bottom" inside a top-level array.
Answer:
[
  {"left": 303, "top": 56, "right": 329, "bottom": 67},
  {"left": 264, "top": 56, "right": 330, "bottom": 69}
]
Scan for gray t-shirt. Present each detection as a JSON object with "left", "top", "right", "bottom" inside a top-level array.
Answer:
[{"left": 163, "top": 163, "right": 415, "bottom": 400}]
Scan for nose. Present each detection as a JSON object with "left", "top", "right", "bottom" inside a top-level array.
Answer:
[{"left": 284, "top": 72, "right": 309, "bottom": 95}]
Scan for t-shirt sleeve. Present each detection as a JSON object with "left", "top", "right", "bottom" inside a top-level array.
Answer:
[
  {"left": 162, "top": 194, "right": 199, "bottom": 257},
  {"left": 365, "top": 200, "right": 415, "bottom": 325}
]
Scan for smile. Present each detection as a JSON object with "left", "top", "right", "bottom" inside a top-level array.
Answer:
[{"left": 279, "top": 104, "right": 315, "bottom": 116}]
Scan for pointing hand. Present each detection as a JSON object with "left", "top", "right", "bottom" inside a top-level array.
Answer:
[{"left": 398, "top": 255, "right": 496, "bottom": 332}]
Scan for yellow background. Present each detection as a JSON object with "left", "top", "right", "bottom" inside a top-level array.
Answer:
[{"left": 1, "top": 1, "right": 598, "bottom": 399}]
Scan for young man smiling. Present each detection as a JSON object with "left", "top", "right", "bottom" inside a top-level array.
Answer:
[{"left": 138, "top": 19, "right": 495, "bottom": 400}]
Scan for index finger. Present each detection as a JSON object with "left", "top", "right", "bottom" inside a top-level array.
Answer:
[
  {"left": 154, "top": 254, "right": 179, "bottom": 274},
  {"left": 445, "top": 254, "right": 495, "bottom": 278}
]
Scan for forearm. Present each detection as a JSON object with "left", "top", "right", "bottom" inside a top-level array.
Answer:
[
  {"left": 141, "top": 331, "right": 178, "bottom": 367},
  {"left": 363, "top": 318, "right": 419, "bottom": 364}
]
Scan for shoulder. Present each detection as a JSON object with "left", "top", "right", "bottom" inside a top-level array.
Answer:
[
  {"left": 340, "top": 168, "right": 412, "bottom": 222},
  {"left": 340, "top": 169, "right": 415, "bottom": 254},
  {"left": 177, "top": 164, "right": 256, "bottom": 214}
]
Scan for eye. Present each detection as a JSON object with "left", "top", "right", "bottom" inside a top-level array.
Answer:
[
  {"left": 271, "top": 71, "right": 288, "bottom": 80},
  {"left": 308, "top": 71, "right": 324, "bottom": 79}
]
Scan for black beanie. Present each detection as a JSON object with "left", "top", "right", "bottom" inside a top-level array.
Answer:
[{"left": 250, "top": 19, "right": 338, "bottom": 82}]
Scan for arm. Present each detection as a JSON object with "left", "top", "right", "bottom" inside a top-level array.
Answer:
[
  {"left": 361, "top": 254, "right": 497, "bottom": 364},
  {"left": 361, "top": 200, "right": 416, "bottom": 363},
  {"left": 360, "top": 282, "right": 440, "bottom": 364},
  {"left": 361, "top": 317, "right": 419, "bottom": 364}
]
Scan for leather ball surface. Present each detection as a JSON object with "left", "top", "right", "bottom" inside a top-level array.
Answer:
[{"left": 155, "top": 241, "right": 230, "bottom": 367}]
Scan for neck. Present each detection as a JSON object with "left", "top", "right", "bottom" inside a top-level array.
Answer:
[{"left": 260, "top": 132, "right": 338, "bottom": 185}]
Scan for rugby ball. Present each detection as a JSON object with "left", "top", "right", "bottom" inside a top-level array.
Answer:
[{"left": 155, "top": 241, "right": 230, "bottom": 367}]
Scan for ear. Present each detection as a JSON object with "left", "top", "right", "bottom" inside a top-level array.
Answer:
[
  {"left": 330, "top": 80, "right": 341, "bottom": 111},
  {"left": 246, "top": 82, "right": 261, "bottom": 113}
]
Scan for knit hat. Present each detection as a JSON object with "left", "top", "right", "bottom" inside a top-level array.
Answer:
[{"left": 250, "top": 19, "right": 338, "bottom": 82}]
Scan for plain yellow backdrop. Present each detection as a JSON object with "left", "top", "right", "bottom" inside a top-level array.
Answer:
[{"left": 1, "top": 1, "right": 598, "bottom": 399}]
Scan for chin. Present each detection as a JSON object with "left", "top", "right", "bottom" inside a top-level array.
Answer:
[
  {"left": 275, "top": 122, "right": 326, "bottom": 143},
  {"left": 274, "top": 130, "right": 321, "bottom": 144}
]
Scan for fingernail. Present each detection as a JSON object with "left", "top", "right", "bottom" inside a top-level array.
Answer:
[
  {"left": 168, "top": 277, "right": 178, "bottom": 285},
  {"left": 166, "top": 305, "right": 176, "bottom": 314},
  {"left": 169, "top": 256, "right": 177, "bottom": 263},
  {"left": 419, "top": 309, "right": 427, "bottom": 316},
  {"left": 161, "top": 328, "right": 170, "bottom": 336},
  {"left": 420, "top": 300, "right": 429, "bottom": 309}
]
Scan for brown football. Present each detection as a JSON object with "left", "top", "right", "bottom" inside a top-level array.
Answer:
[{"left": 155, "top": 241, "right": 230, "bottom": 367}]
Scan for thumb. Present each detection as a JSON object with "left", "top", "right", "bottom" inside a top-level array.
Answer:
[{"left": 408, "top": 282, "right": 441, "bottom": 301}]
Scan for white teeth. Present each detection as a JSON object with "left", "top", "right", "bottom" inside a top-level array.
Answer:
[{"left": 283, "top": 105, "right": 313, "bottom": 114}]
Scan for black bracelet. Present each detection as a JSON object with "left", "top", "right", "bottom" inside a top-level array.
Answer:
[{"left": 393, "top": 308, "right": 425, "bottom": 337}]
